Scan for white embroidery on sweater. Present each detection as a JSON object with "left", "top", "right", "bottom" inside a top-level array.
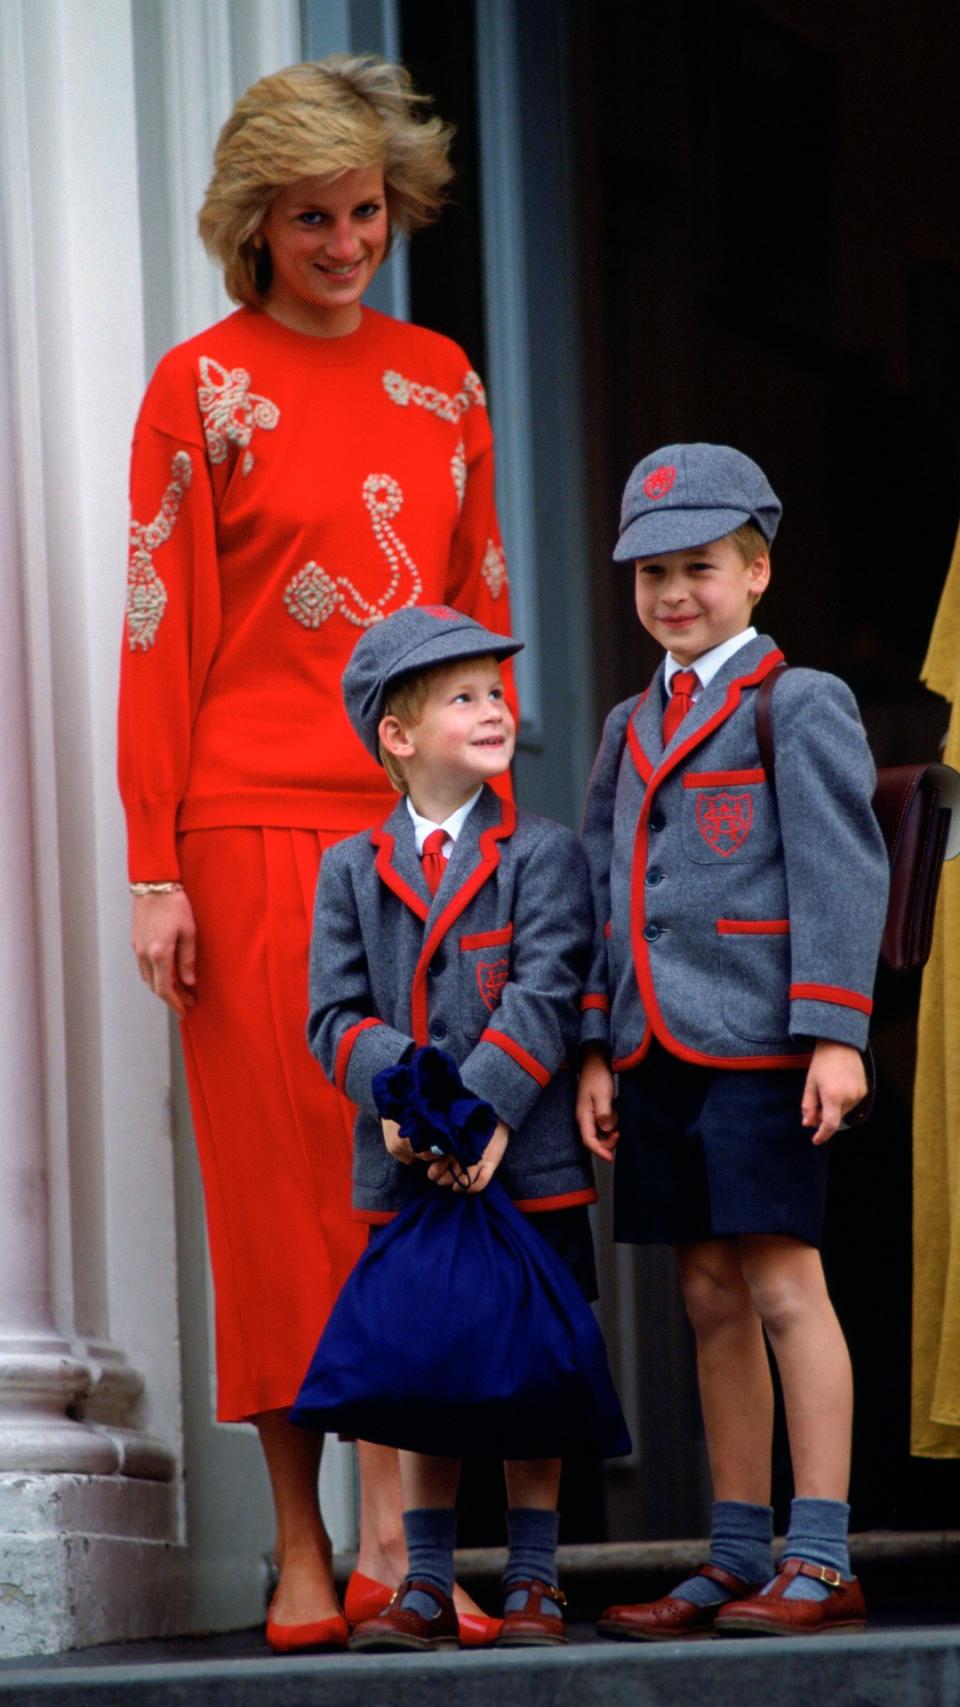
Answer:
[
  {"left": 382, "top": 367, "right": 486, "bottom": 423},
  {"left": 481, "top": 539, "right": 508, "bottom": 599},
  {"left": 452, "top": 440, "right": 466, "bottom": 508},
  {"left": 284, "top": 474, "right": 422, "bottom": 631},
  {"left": 126, "top": 452, "right": 192, "bottom": 651},
  {"left": 196, "top": 357, "right": 279, "bottom": 473}
]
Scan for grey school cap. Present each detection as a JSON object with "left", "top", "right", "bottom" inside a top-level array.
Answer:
[
  {"left": 613, "top": 442, "right": 781, "bottom": 560},
  {"left": 342, "top": 604, "right": 524, "bottom": 760}
]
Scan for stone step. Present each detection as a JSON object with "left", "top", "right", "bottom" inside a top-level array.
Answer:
[{"left": 2, "top": 1627, "right": 960, "bottom": 1707}]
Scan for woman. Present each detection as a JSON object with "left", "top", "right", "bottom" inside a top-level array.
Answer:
[{"left": 119, "top": 55, "right": 514, "bottom": 1651}]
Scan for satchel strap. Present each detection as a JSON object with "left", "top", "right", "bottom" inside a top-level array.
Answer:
[{"left": 755, "top": 662, "right": 789, "bottom": 783}]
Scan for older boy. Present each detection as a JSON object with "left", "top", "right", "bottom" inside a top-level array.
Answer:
[
  {"left": 309, "top": 605, "right": 599, "bottom": 1651},
  {"left": 578, "top": 443, "right": 888, "bottom": 1638}
]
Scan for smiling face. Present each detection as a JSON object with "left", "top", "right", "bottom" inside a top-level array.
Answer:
[
  {"left": 633, "top": 536, "right": 770, "bottom": 664},
  {"left": 379, "top": 657, "right": 516, "bottom": 819},
  {"left": 258, "top": 165, "right": 389, "bottom": 337}
]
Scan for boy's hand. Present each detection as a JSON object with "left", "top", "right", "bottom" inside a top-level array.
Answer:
[
  {"left": 801, "top": 1041, "right": 868, "bottom": 1145},
  {"left": 428, "top": 1121, "right": 509, "bottom": 1194},
  {"left": 382, "top": 1118, "right": 418, "bottom": 1165},
  {"left": 576, "top": 1046, "right": 619, "bottom": 1162}
]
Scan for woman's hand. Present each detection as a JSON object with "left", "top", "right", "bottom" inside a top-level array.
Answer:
[
  {"left": 132, "top": 889, "right": 197, "bottom": 1018},
  {"left": 801, "top": 1040, "right": 868, "bottom": 1145},
  {"left": 576, "top": 1046, "right": 619, "bottom": 1161},
  {"left": 428, "top": 1121, "right": 509, "bottom": 1194}
]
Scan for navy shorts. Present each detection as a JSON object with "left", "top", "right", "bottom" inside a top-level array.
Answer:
[
  {"left": 614, "top": 1043, "right": 828, "bottom": 1248},
  {"left": 369, "top": 1202, "right": 598, "bottom": 1301}
]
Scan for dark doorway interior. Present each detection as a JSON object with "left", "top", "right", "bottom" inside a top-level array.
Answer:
[{"left": 572, "top": 0, "right": 960, "bottom": 1537}]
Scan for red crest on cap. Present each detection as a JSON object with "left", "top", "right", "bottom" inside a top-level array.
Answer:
[
  {"left": 643, "top": 465, "right": 676, "bottom": 500},
  {"left": 421, "top": 605, "right": 458, "bottom": 619}
]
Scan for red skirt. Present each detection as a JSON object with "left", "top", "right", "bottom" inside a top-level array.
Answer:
[{"left": 178, "top": 825, "right": 372, "bottom": 1421}]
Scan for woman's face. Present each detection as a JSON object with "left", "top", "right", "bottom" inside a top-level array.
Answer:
[{"left": 258, "top": 165, "right": 389, "bottom": 336}]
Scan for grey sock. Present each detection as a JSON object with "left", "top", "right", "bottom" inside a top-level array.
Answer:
[
  {"left": 503, "top": 1507, "right": 562, "bottom": 1619},
  {"left": 671, "top": 1500, "right": 774, "bottom": 1606},
  {"left": 775, "top": 1497, "right": 851, "bottom": 1603},
  {"left": 400, "top": 1507, "right": 456, "bottom": 1621}
]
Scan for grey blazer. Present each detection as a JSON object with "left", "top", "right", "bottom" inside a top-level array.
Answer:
[
  {"left": 308, "top": 785, "right": 597, "bottom": 1217},
  {"left": 580, "top": 634, "right": 889, "bottom": 1069}
]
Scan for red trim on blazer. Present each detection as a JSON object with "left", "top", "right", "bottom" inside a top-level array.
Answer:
[
  {"left": 612, "top": 1037, "right": 651, "bottom": 1073},
  {"left": 460, "top": 923, "right": 514, "bottom": 950},
  {"left": 357, "top": 1190, "right": 596, "bottom": 1223},
  {"left": 627, "top": 715, "right": 654, "bottom": 784},
  {"left": 790, "top": 982, "right": 873, "bottom": 1015},
  {"left": 581, "top": 993, "right": 609, "bottom": 1012},
  {"left": 654, "top": 650, "right": 785, "bottom": 788},
  {"left": 334, "top": 1017, "right": 384, "bottom": 1093},
  {"left": 717, "top": 918, "right": 790, "bottom": 935},
  {"left": 513, "top": 1187, "right": 599, "bottom": 1212},
  {"left": 409, "top": 799, "right": 517, "bottom": 1043},
  {"left": 370, "top": 827, "right": 429, "bottom": 921},
  {"left": 683, "top": 768, "right": 766, "bottom": 788},
  {"left": 603, "top": 919, "right": 612, "bottom": 939},
  {"left": 480, "top": 1028, "right": 551, "bottom": 1088}
]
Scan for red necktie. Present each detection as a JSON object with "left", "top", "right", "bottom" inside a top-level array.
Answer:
[
  {"left": 662, "top": 669, "right": 699, "bottom": 745},
  {"left": 422, "top": 827, "right": 447, "bottom": 896}
]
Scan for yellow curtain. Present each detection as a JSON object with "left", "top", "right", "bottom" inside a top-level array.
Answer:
[{"left": 912, "top": 523, "right": 960, "bottom": 1455}]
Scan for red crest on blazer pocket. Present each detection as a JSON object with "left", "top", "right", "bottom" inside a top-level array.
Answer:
[
  {"left": 696, "top": 792, "right": 753, "bottom": 856},
  {"left": 477, "top": 957, "right": 509, "bottom": 1011}
]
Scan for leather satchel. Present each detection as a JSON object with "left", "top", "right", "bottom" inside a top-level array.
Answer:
[{"left": 755, "top": 665, "right": 960, "bottom": 973}]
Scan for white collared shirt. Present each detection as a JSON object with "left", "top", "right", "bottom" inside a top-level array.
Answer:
[
  {"left": 406, "top": 788, "right": 483, "bottom": 862},
  {"left": 664, "top": 626, "right": 757, "bottom": 700}
]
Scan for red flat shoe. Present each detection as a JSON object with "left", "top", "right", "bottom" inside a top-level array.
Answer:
[
  {"left": 344, "top": 1571, "right": 393, "bottom": 1626},
  {"left": 345, "top": 1572, "right": 501, "bottom": 1645},
  {"left": 266, "top": 1600, "right": 349, "bottom": 1654},
  {"left": 457, "top": 1611, "right": 504, "bottom": 1647}
]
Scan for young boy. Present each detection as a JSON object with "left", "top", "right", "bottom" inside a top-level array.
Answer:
[
  {"left": 577, "top": 443, "right": 889, "bottom": 1639},
  {"left": 308, "top": 605, "right": 600, "bottom": 1652}
]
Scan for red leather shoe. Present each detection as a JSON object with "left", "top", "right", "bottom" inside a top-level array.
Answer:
[
  {"left": 349, "top": 1578, "right": 460, "bottom": 1652},
  {"left": 713, "top": 1558, "right": 867, "bottom": 1638},
  {"left": 344, "top": 1571, "right": 393, "bottom": 1626},
  {"left": 597, "top": 1564, "right": 760, "bottom": 1642},
  {"left": 266, "top": 1600, "right": 349, "bottom": 1654},
  {"left": 496, "top": 1579, "right": 568, "bottom": 1647},
  {"left": 457, "top": 1611, "right": 504, "bottom": 1647},
  {"left": 345, "top": 1571, "right": 501, "bottom": 1645}
]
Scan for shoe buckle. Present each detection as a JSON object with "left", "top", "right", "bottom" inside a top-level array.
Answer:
[{"left": 816, "top": 1566, "right": 841, "bottom": 1588}]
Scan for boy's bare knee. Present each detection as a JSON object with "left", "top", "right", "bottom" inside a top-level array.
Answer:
[
  {"left": 678, "top": 1248, "right": 752, "bottom": 1336},
  {"left": 740, "top": 1241, "right": 827, "bottom": 1336}
]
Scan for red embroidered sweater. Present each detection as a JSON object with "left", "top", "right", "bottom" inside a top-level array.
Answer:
[{"left": 119, "top": 306, "right": 515, "bottom": 879}]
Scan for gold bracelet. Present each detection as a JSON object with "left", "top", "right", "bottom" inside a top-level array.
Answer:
[{"left": 130, "top": 880, "right": 183, "bottom": 896}]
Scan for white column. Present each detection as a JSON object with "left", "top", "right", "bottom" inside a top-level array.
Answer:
[
  {"left": 0, "top": 0, "right": 185, "bottom": 1658},
  {"left": 0, "top": 251, "right": 114, "bottom": 1488}
]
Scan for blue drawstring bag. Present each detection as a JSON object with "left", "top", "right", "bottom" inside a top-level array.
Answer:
[{"left": 291, "top": 1047, "right": 631, "bottom": 1460}]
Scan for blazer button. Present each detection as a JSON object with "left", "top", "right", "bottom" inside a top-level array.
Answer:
[
  {"left": 646, "top": 866, "right": 663, "bottom": 886},
  {"left": 643, "top": 923, "right": 661, "bottom": 942},
  {"left": 429, "top": 1018, "right": 448, "bottom": 1039},
  {"left": 429, "top": 951, "right": 446, "bottom": 975},
  {"left": 649, "top": 811, "right": 666, "bottom": 832}
]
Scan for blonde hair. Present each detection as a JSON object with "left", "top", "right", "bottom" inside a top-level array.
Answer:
[
  {"left": 198, "top": 55, "right": 455, "bottom": 307},
  {"left": 727, "top": 522, "right": 770, "bottom": 566},
  {"left": 378, "top": 655, "right": 501, "bottom": 793}
]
